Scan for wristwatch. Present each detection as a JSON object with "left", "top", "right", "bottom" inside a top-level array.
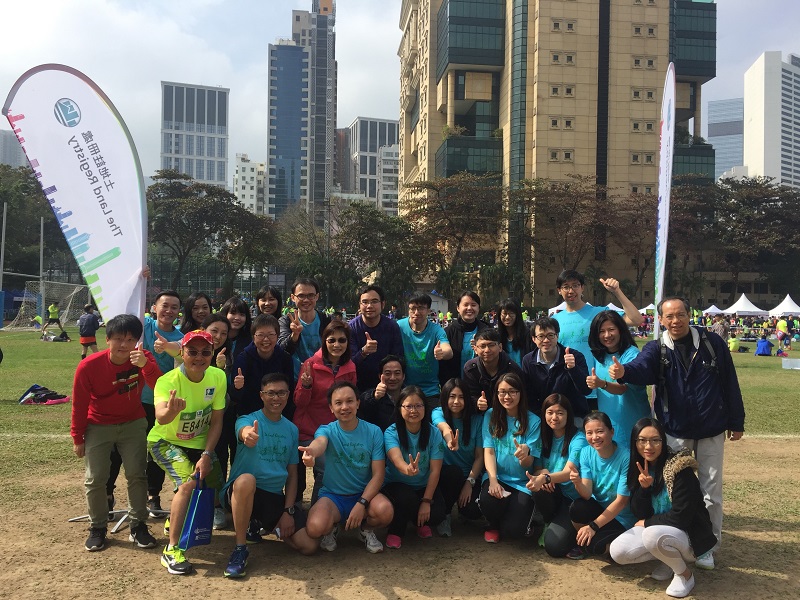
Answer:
[
  {"left": 283, "top": 505, "right": 296, "bottom": 515},
  {"left": 201, "top": 450, "right": 212, "bottom": 458},
  {"left": 467, "top": 476, "right": 477, "bottom": 486},
  {"left": 544, "top": 473, "right": 552, "bottom": 485},
  {"left": 358, "top": 497, "right": 370, "bottom": 508},
  {"left": 589, "top": 521, "right": 600, "bottom": 532}
]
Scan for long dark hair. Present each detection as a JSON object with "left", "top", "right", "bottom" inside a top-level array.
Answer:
[
  {"left": 588, "top": 310, "right": 637, "bottom": 362},
  {"left": 627, "top": 417, "right": 669, "bottom": 495},
  {"left": 393, "top": 386, "right": 430, "bottom": 453},
  {"left": 497, "top": 298, "right": 527, "bottom": 352},
  {"left": 181, "top": 292, "right": 213, "bottom": 333},
  {"left": 320, "top": 320, "right": 352, "bottom": 364},
  {"left": 540, "top": 393, "right": 578, "bottom": 459},
  {"left": 439, "top": 378, "right": 475, "bottom": 446},
  {"left": 489, "top": 372, "right": 529, "bottom": 440},
  {"left": 256, "top": 285, "right": 283, "bottom": 317}
]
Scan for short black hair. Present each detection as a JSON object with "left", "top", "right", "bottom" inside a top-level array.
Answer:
[
  {"left": 252, "top": 314, "right": 280, "bottom": 336},
  {"left": 105, "top": 314, "right": 143, "bottom": 340},
  {"left": 657, "top": 296, "right": 690, "bottom": 316},
  {"left": 532, "top": 316, "right": 560, "bottom": 336},
  {"left": 407, "top": 293, "right": 432, "bottom": 308},
  {"left": 291, "top": 277, "right": 320, "bottom": 294},
  {"left": 261, "top": 372, "right": 290, "bottom": 388},
  {"left": 358, "top": 284, "right": 385, "bottom": 303},
  {"left": 84, "top": 304, "right": 94, "bottom": 312},
  {"left": 154, "top": 290, "right": 181, "bottom": 305},
  {"left": 474, "top": 328, "right": 501, "bottom": 343},
  {"left": 457, "top": 290, "right": 481, "bottom": 307},
  {"left": 556, "top": 269, "right": 585, "bottom": 288},
  {"left": 327, "top": 380, "right": 359, "bottom": 405},
  {"left": 379, "top": 354, "right": 406, "bottom": 373}
]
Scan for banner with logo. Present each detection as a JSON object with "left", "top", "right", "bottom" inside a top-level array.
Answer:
[
  {"left": 3, "top": 64, "right": 147, "bottom": 320},
  {"left": 653, "top": 62, "right": 676, "bottom": 337}
]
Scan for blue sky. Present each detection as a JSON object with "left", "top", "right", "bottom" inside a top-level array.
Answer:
[{"left": 1, "top": 0, "right": 798, "bottom": 180}]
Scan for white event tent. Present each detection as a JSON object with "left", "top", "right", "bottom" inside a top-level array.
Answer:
[
  {"left": 721, "top": 294, "right": 768, "bottom": 316},
  {"left": 769, "top": 295, "right": 800, "bottom": 317},
  {"left": 702, "top": 304, "right": 723, "bottom": 315}
]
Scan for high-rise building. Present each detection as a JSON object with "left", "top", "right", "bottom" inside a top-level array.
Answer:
[
  {"left": 349, "top": 117, "right": 399, "bottom": 204},
  {"left": 743, "top": 52, "right": 800, "bottom": 188},
  {"left": 378, "top": 144, "right": 400, "bottom": 216},
  {"left": 0, "top": 129, "right": 27, "bottom": 168},
  {"left": 334, "top": 127, "right": 353, "bottom": 192},
  {"left": 267, "top": 40, "right": 310, "bottom": 219},
  {"left": 708, "top": 98, "right": 744, "bottom": 180},
  {"left": 160, "top": 82, "right": 229, "bottom": 186},
  {"left": 234, "top": 154, "right": 266, "bottom": 215},
  {"left": 398, "top": 0, "right": 716, "bottom": 305}
]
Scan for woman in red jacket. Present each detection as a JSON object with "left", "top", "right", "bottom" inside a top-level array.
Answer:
[{"left": 294, "top": 320, "right": 358, "bottom": 505}]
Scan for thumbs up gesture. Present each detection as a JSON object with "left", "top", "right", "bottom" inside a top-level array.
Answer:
[
  {"left": 477, "top": 391, "right": 488, "bottom": 412},
  {"left": 608, "top": 355, "right": 625, "bottom": 380},
  {"left": 244, "top": 420, "right": 260, "bottom": 448},
  {"left": 130, "top": 342, "right": 146, "bottom": 368},
  {"left": 563, "top": 347, "right": 575, "bottom": 369},
  {"left": 153, "top": 331, "right": 167, "bottom": 354},
  {"left": 234, "top": 368, "right": 245, "bottom": 390},
  {"left": 363, "top": 332, "right": 377, "bottom": 356},
  {"left": 568, "top": 463, "right": 581, "bottom": 485},
  {"left": 215, "top": 346, "right": 227, "bottom": 369},
  {"left": 586, "top": 367, "right": 602, "bottom": 390},
  {"left": 513, "top": 438, "right": 530, "bottom": 462},
  {"left": 433, "top": 340, "right": 445, "bottom": 360}
]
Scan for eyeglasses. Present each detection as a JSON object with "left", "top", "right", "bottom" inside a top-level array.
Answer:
[
  {"left": 534, "top": 333, "right": 557, "bottom": 341},
  {"left": 185, "top": 349, "right": 213, "bottom": 357},
  {"left": 293, "top": 293, "right": 317, "bottom": 301},
  {"left": 408, "top": 305, "right": 429, "bottom": 313},
  {"left": 559, "top": 284, "right": 582, "bottom": 292},
  {"left": 635, "top": 437, "right": 663, "bottom": 446},
  {"left": 254, "top": 332, "right": 278, "bottom": 340},
  {"left": 260, "top": 390, "right": 290, "bottom": 398},
  {"left": 497, "top": 389, "right": 520, "bottom": 397},
  {"left": 360, "top": 299, "right": 382, "bottom": 306},
  {"left": 401, "top": 404, "right": 425, "bottom": 411},
  {"left": 326, "top": 337, "right": 348, "bottom": 344},
  {"left": 475, "top": 342, "right": 499, "bottom": 351}
]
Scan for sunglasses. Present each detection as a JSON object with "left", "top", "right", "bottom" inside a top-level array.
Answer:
[
  {"left": 326, "top": 337, "right": 348, "bottom": 344},
  {"left": 185, "top": 349, "right": 213, "bottom": 357}
]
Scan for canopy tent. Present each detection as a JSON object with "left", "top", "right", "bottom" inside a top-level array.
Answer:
[
  {"left": 548, "top": 301, "right": 566, "bottom": 316},
  {"left": 702, "top": 304, "right": 723, "bottom": 315},
  {"left": 640, "top": 303, "right": 656, "bottom": 312},
  {"left": 721, "top": 294, "right": 768, "bottom": 316},
  {"left": 769, "top": 294, "right": 800, "bottom": 317},
  {"left": 606, "top": 303, "right": 623, "bottom": 312}
]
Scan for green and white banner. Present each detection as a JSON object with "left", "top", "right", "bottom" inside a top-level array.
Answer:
[{"left": 3, "top": 64, "right": 147, "bottom": 320}]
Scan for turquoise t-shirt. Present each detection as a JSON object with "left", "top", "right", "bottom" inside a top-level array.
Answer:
[
  {"left": 579, "top": 444, "right": 635, "bottom": 528},
  {"left": 315, "top": 419, "right": 385, "bottom": 496},
  {"left": 142, "top": 316, "right": 185, "bottom": 405},
  {"left": 293, "top": 312, "right": 321, "bottom": 380},
  {"left": 384, "top": 423, "right": 445, "bottom": 489},
  {"left": 460, "top": 329, "right": 477, "bottom": 376},
  {"left": 553, "top": 304, "right": 605, "bottom": 397},
  {"left": 504, "top": 342, "right": 522, "bottom": 367},
  {"left": 220, "top": 409, "right": 299, "bottom": 505},
  {"left": 397, "top": 318, "right": 449, "bottom": 397},
  {"left": 482, "top": 409, "right": 542, "bottom": 495},
  {"left": 431, "top": 407, "right": 484, "bottom": 477},
  {"left": 595, "top": 346, "right": 651, "bottom": 447},
  {"left": 650, "top": 481, "right": 672, "bottom": 515},
  {"left": 536, "top": 431, "right": 587, "bottom": 500}
]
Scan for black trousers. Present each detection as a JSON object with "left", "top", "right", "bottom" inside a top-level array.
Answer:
[
  {"left": 569, "top": 496, "right": 626, "bottom": 555},
  {"left": 478, "top": 479, "right": 535, "bottom": 540},
  {"left": 382, "top": 482, "right": 446, "bottom": 537},
  {"left": 439, "top": 464, "right": 481, "bottom": 519},
  {"left": 533, "top": 487, "right": 576, "bottom": 557}
]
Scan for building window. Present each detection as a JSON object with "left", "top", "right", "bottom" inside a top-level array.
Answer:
[
  {"left": 633, "top": 122, "right": 641, "bottom": 132},
  {"left": 645, "top": 122, "right": 654, "bottom": 132},
  {"left": 633, "top": 26, "right": 642, "bottom": 36},
  {"left": 646, "top": 58, "right": 655, "bottom": 69},
  {"left": 550, "top": 150, "right": 559, "bottom": 161},
  {"left": 632, "top": 153, "right": 640, "bottom": 164},
  {"left": 551, "top": 86, "right": 560, "bottom": 96},
  {"left": 564, "top": 119, "right": 573, "bottom": 129},
  {"left": 632, "top": 89, "right": 642, "bottom": 100},
  {"left": 646, "top": 90, "right": 655, "bottom": 100},
  {"left": 645, "top": 154, "right": 654, "bottom": 164},
  {"left": 551, "top": 118, "right": 559, "bottom": 129},
  {"left": 565, "top": 54, "right": 574, "bottom": 64},
  {"left": 563, "top": 150, "right": 573, "bottom": 162},
  {"left": 644, "top": 186, "right": 653, "bottom": 194},
  {"left": 633, "top": 57, "right": 642, "bottom": 68},
  {"left": 552, "top": 20, "right": 561, "bottom": 31},
  {"left": 565, "top": 86, "right": 574, "bottom": 96},
  {"left": 648, "top": 27, "right": 656, "bottom": 37},
  {"left": 566, "top": 21, "right": 575, "bottom": 32},
  {"left": 552, "top": 54, "right": 560, "bottom": 64},
  {"left": 631, "top": 185, "right": 639, "bottom": 193}
]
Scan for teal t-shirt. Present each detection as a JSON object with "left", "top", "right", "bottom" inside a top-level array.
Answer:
[
  {"left": 536, "top": 431, "right": 587, "bottom": 500},
  {"left": 141, "top": 316, "right": 184, "bottom": 405},
  {"left": 384, "top": 423, "right": 445, "bottom": 489},
  {"left": 460, "top": 329, "right": 477, "bottom": 375},
  {"left": 220, "top": 410, "right": 299, "bottom": 506},
  {"left": 553, "top": 304, "right": 605, "bottom": 397},
  {"left": 595, "top": 345, "right": 651, "bottom": 447},
  {"left": 431, "top": 408, "right": 484, "bottom": 477},
  {"left": 579, "top": 444, "right": 635, "bottom": 528},
  {"left": 482, "top": 409, "right": 542, "bottom": 495},
  {"left": 504, "top": 342, "right": 522, "bottom": 367},
  {"left": 650, "top": 481, "right": 672, "bottom": 515},
  {"left": 293, "top": 312, "right": 321, "bottom": 380},
  {"left": 397, "top": 318, "right": 449, "bottom": 397},
  {"left": 315, "top": 419, "right": 385, "bottom": 496}
]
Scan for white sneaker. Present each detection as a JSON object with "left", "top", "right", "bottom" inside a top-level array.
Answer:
[
  {"left": 695, "top": 550, "right": 715, "bottom": 570},
  {"left": 320, "top": 525, "right": 338, "bottom": 552},
  {"left": 666, "top": 573, "right": 695, "bottom": 598},
  {"left": 436, "top": 515, "right": 452, "bottom": 537},
  {"left": 650, "top": 562, "right": 674, "bottom": 581},
  {"left": 359, "top": 528, "right": 384, "bottom": 553},
  {"left": 213, "top": 507, "right": 226, "bottom": 530}
]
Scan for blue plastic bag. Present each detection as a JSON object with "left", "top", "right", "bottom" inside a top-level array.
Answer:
[{"left": 178, "top": 474, "right": 214, "bottom": 550}]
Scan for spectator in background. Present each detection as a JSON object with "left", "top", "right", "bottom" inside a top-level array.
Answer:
[{"left": 78, "top": 303, "right": 101, "bottom": 360}]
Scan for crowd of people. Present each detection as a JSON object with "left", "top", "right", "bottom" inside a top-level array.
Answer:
[{"left": 70, "top": 269, "right": 746, "bottom": 597}]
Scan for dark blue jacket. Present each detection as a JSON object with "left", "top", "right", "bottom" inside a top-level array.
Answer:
[
  {"left": 620, "top": 327, "right": 744, "bottom": 439},
  {"left": 521, "top": 344, "right": 591, "bottom": 417},
  {"left": 231, "top": 342, "right": 295, "bottom": 419}
]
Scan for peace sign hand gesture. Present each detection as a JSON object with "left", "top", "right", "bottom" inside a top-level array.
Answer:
[
  {"left": 405, "top": 452, "right": 421, "bottom": 476},
  {"left": 301, "top": 362, "right": 313, "bottom": 389},
  {"left": 447, "top": 428, "right": 459, "bottom": 452},
  {"left": 289, "top": 311, "right": 304, "bottom": 340},
  {"left": 637, "top": 459, "right": 653, "bottom": 488}
]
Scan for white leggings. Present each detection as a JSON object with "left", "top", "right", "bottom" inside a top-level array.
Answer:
[{"left": 610, "top": 525, "right": 696, "bottom": 575}]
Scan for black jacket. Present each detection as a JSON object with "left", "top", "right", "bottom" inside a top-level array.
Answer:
[
  {"left": 521, "top": 343, "right": 590, "bottom": 417},
  {"left": 462, "top": 351, "right": 523, "bottom": 410},
  {"left": 357, "top": 388, "right": 397, "bottom": 432},
  {"left": 439, "top": 318, "right": 491, "bottom": 384},
  {"left": 277, "top": 309, "right": 332, "bottom": 355}
]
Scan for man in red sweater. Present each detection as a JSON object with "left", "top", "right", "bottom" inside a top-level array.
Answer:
[{"left": 71, "top": 314, "right": 162, "bottom": 552}]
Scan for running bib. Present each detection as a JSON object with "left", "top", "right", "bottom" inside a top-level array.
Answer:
[{"left": 177, "top": 406, "right": 213, "bottom": 441}]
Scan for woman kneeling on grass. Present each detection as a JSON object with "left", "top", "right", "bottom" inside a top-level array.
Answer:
[
  {"left": 382, "top": 386, "right": 446, "bottom": 549},
  {"left": 609, "top": 417, "right": 716, "bottom": 598},
  {"left": 566, "top": 411, "right": 634, "bottom": 559}
]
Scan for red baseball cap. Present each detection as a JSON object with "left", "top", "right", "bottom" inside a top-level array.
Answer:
[{"left": 181, "top": 330, "right": 213, "bottom": 347}]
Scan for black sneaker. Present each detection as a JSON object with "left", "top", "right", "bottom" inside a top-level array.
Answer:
[
  {"left": 85, "top": 527, "right": 106, "bottom": 551},
  {"left": 147, "top": 496, "right": 164, "bottom": 518},
  {"left": 129, "top": 522, "right": 158, "bottom": 548},
  {"left": 246, "top": 519, "right": 263, "bottom": 544}
]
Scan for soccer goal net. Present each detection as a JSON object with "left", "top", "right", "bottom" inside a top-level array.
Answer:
[{"left": 4, "top": 281, "right": 90, "bottom": 331}]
